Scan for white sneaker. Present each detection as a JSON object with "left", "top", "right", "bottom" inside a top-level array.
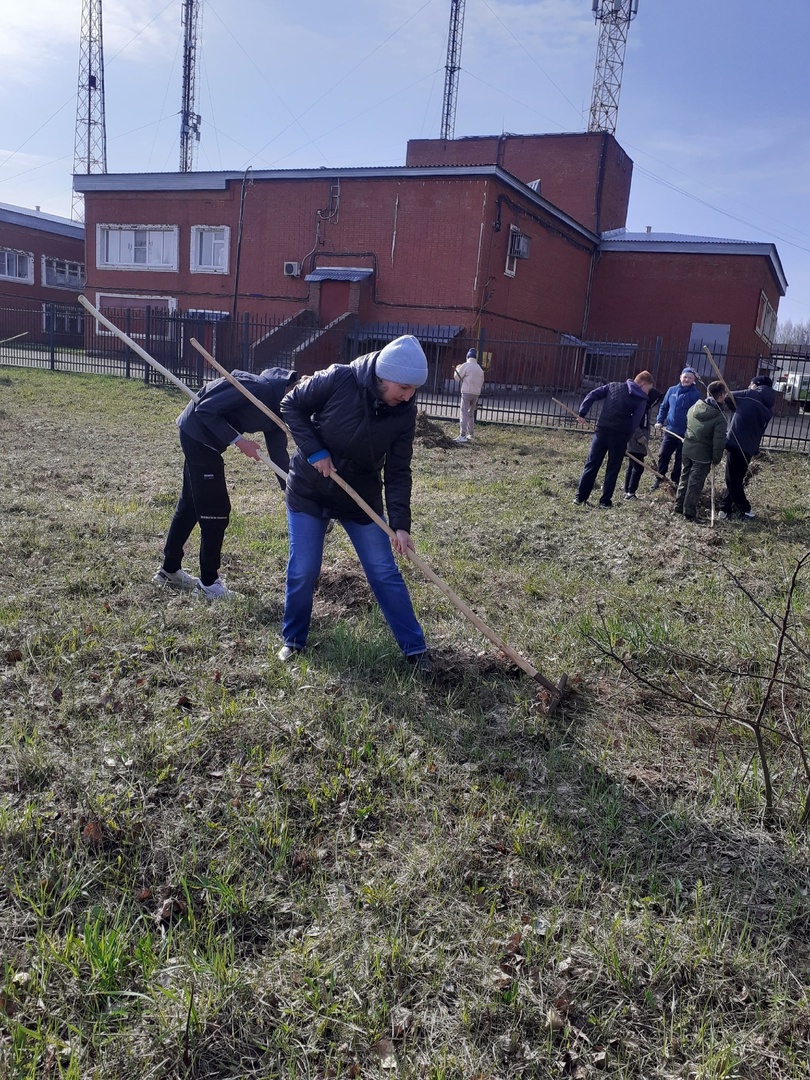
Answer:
[
  {"left": 153, "top": 567, "right": 198, "bottom": 591},
  {"left": 277, "top": 645, "right": 301, "bottom": 663},
  {"left": 716, "top": 511, "right": 728, "bottom": 520},
  {"left": 744, "top": 510, "right": 756, "bottom": 519},
  {"left": 194, "top": 578, "right": 240, "bottom": 600},
  {"left": 454, "top": 435, "right": 468, "bottom": 444}
]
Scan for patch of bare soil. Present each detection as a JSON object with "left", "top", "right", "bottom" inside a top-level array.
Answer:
[
  {"left": 415, "top": 412, "right": 456, "bottom": 449},
  {"left": 314, "top": 560, "right": 375, "bottom": 611}
]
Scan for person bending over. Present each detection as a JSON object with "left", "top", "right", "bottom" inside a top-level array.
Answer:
[{"left": 154, "top": 366, "right": 299, "bottom": 599}]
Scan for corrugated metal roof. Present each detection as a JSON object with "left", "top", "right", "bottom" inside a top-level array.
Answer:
[
  {"left": 600, "top": 229, "right": 787, "bottom": 295},
  {"left": 560, "top": 333, "right": 637, "bottom": 356},
  {"left": 305, "top": 267, "right": 373, "bottom": 282},
  {"left": 0, "top": 201, "right": 84, "bottom": 240},
  {"left": 603, "top": 229, "right": 755, "bottom": 245},
  {"left": 355, "top": 323, "right": 462, "bottom": 344}
]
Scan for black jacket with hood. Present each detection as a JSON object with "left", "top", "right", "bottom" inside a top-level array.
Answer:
[
  {"left": 281, "top": 352, "right": 417, "bottom": 531},
  {"left": 725, "top": 385, "right": 775, "bottom": 458},
  {"left": 177, "top": 367, "right": 297, "bottom": 487}
]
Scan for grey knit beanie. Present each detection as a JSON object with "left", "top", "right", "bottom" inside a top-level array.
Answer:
[{"left": 375, "top": 335, "right": 428, "bottom": 386}]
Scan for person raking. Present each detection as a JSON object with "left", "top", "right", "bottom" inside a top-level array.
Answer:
[
  {"left": 277, "top": 335, "right": 433, "bottom": 674},
  {"left": 154, "top": 366, "right": 299, "bottom": 599},
  {"left": 453, "top": 348, "right": 485, "bottom": 444}
]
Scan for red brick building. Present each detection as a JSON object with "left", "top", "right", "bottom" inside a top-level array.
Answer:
[
  {"left": 0, "top": 202, "right": 85, "bottom": 345},
  {"left": 73, "top": 132, "right": 785, "bottom": 386}
]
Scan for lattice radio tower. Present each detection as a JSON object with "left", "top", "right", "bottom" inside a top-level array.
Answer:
[
  {"left": 588, "top": 0, "right": 639, "bottom": 136},
  {"left": 72, "top": 0, "right": 107, "bottom": 221},
  {"left": 440, "top": 0, "right": 466, "bottom": 140},
  {"left": 180, "top": 0, "right": 203, "bottom": 172}
]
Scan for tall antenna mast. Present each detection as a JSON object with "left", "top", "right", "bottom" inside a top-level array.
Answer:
[
  {"left": 72, "top": 0, "right": 107, "bottom": 221},
  {"left": 179, "top": 0, "right": 202, "bottom": 172},
  {"left": 440, "top": 0, "right": 466, "bottom": 140},
  {"left": 588, "top": 0, "right": 639, "bottom": 136}
]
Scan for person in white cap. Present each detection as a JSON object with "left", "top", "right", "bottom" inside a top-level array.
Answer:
[
  {"left": 453, "top": 348, "right": 486, "bottom": 443},
  {"left": 277, "top": 335, "right": 433, "bottom": 674}
]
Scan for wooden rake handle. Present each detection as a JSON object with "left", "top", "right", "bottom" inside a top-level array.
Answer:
[
  {"left": 77, "top": 297, "right": 289, "bottom": 486},
  {"left": 190, "top": 338, "right": 566, "bottom": 696}
]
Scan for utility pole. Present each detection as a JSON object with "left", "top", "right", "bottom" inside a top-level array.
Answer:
[
  {"left": 180, "top": 0, "right": 202, "bottom": 172},
  {"left": 72, "top": 0, "right": 107, "bottom": 221},
  {"left": 440, "top": 0, "right": 466, "bottom": 141},
  {"left": 588, "top": 0, "right": 639, "bottom": 136}
]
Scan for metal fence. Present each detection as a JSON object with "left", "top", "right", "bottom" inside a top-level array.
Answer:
[{"left": 1, "top": 299, "right": 807, "bottom": 452}]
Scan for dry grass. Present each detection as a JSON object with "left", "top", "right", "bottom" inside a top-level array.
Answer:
[{"left": 1, "top": 368, "right": 809, "bottom": 1079}]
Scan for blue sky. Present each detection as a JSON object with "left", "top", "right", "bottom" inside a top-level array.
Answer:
[{"left": 3, "top": 0, "right": 809, "bottom": 325}]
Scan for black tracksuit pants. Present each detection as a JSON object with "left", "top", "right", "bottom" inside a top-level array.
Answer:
[
  {"left": 162, "top": 431, "right": 230, "bottom": 586},
  {"left": 720, "top": 447, "right": 751, "bottom": 515}
]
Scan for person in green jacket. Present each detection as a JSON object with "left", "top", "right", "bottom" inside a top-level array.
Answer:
[{"left": 674, "top": 380, "right": 729, "bottom": 522}]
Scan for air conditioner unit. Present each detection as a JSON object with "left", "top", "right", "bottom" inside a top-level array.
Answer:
[
  {"left": 283, "top": 260, "right": 301, "bottom": 278},
  {"left": 508, "top": 230, "right": 531, "bottom": 260}
]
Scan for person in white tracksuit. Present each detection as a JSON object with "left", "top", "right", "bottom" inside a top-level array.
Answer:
[{"left": 453, "top": 348, "right": 485, "bottom": 443}]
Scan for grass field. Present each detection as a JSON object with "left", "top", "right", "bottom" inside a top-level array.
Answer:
[{"left": 1, "top": 367, "right": 809, "bottom": 1079}]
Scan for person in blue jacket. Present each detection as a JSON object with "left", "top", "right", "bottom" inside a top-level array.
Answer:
[
  {"left": 651, "top": 366, "right": 702, "bottom": 490},
  {"left": 277, "top": 335, "right": 432, "bottom": 673},
  {"left": 154, "top": 366, "right": 299, "bottom": 599},
  {"left": 718, "top": 375, "right": 776, "bottom": 520},
  {"left": 574, "top": 371, "right": 654, "bottom": 508}
]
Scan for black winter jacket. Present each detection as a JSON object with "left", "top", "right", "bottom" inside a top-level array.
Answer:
[
  {"left": 177, "top": 367, "right": 296, "bottom": 488},
  {"left": 725, "top": 385, "right": 775, "bottom": 458},
  {"left": 579, "top": 379, "right": 649, "bottom": 439},
  {"left": 281, "top": 353, "right": 418, "bottom": 531}
]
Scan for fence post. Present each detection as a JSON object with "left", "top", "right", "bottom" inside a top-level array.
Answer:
[
  {"left": 144, "top": 307, "right": 152, "bottom": 386},
  {"left": 124, "top": 308, "right": 132, "bottom": 380},
  {"left": 47, "top": 302, "right": 56, "bottom": 370},
  {"left": 242, "top": 312, "right": 250, "bottom": 368}
]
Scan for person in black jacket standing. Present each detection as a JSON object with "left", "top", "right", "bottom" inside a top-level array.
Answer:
[
  {"left": 574, "top": 371, "right": 654, "bottom": 508},
  {"left": 718, "top": 375, "right": 776, "bottom": 520},
  {"left": 154, "top": 366, "right": 299, "bottom": 599},
  {"left": 277, "top": 335, "right": 431, "bottom": 672}
]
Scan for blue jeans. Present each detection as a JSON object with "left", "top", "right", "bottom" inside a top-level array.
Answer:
[{"left": 282, "top": 510, "right": 427, "bottom": 656}]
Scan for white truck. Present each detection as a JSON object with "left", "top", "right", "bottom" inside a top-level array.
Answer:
[{"left": 774, "top": 369, "right": 810, "bottom": 410}]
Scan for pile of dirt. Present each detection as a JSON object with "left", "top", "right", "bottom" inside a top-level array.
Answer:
[
  {"left": 415, "top": 412, "right": 457, "bottom": 449},
  {"left": 314, "top": 561, "right": 375, "bottom": 611}
]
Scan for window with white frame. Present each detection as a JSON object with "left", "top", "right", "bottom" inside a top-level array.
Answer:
[
  {"left": 43, "top": 256, "right": 85, "bottom": 290},
  {"left": 42, "top": 303, "right": 84, "bottom": 336},
  {"left": 755, "top": 291, "right": 777, "bottom": 346},
  {"left": 191, "top": 226, "right": 229, "bottom": 273},
  {"left": 504, "top": 225, "right": 530, "bottom": 277},
  {"left": 0, "top": 248, "right": 34, "bottom": 284},
  {"left": 97, "top": 225, "right": 178, "bottom": 270}
]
